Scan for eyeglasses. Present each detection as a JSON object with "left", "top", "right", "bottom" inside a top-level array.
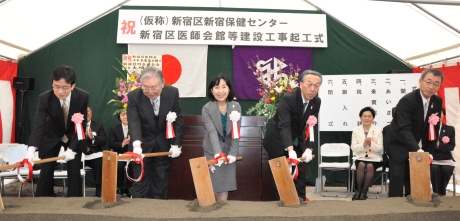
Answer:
[
  {"left": 423, "top": 79, "right": 440, "bottom": 87},
  {"left": 141, "top": 85, "right": 161, "bottom": 92},
  {"left": 305, "top": 83, "right": 321, "bottom": 89},
  {"left": 52, "top": 85, "right": 71, "bottom": 91}
]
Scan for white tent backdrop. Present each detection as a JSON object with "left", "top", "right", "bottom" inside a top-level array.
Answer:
[{"left": 0, "top": 0, "right": 459, "bottom": 67}]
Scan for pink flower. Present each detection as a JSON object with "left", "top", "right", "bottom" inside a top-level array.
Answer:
[
  {"left": 121, "top": 96, "right": 128, "bottom": 103},
  {"left": 286, "top": 88, "right": 292, "bottom": 93},
  {"left": 265, "top": 98, "right": 271, "bottom": 103},
  {"left": 442, "top": 136, "right": 450, "bottom": 144},
  {"left": 259, "top": 91, "right": 265, "bottom": 97},
  {"left": 71, "top": 113, "right": 84, "bottom": 124},
  {"left": 428, "top": 114, "right": 440, "bottom": 125},
  {"left": 306, "top": 116, "right": 317, "bottom": 126}
]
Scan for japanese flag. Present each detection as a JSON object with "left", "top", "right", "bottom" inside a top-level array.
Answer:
[
  {"left": 128, "top": 44, "right": 207, "bottom": 97},
  {"left": 0, "top": 60, "right": 18, "bottom": 143}
]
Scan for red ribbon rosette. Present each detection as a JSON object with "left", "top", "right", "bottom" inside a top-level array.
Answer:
[
  {"left": 428, "top": 113, "right": 440, "bottom": 141},
  {"left": 286, "top": 158, "right": 300, "bottom": 180},
  {"left": 305, "top": 115, "right": 317, "bottom": 141},
  {"left": 208, "top": 153, "right": 228, "bottom": 173},
  {"left": 12, "top": 159, "right": 33, "bottom": 183},
  {"left": 166, "top": 111, "right": 177, "bottom": 139},
  {"left": 71, "top": 113, "right": 86, "bottom": 140},
  {"left": 442, "top": 136, "right": 450, "bottom": 144},
  {"left": 123, "top": 151, "right": 144, "bottom": 182}
]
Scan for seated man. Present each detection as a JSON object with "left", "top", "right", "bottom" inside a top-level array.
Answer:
[
  {"left": 85, "top": 106, "right": 107, "bottom": 197},
  {"left": 427, "top": 108, "right": 456, "bottom": 196},
  {"left": 108, "top": 110, "right": 132, "bottom": 197}
]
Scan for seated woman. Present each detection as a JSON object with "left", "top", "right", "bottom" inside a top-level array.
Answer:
[
  {"left": 351, "top": 107, "right": 383, "bottom": 200},
  {"left": 428, "top": 108, "right": 456, "bottom": 196},
  {"left": 202, "top": 73, "right": 241, "bottom": 201}
]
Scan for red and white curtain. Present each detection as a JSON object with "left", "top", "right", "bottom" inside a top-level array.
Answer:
[{"left": 0, "top": 59, "right": 18, "bottom": 143}]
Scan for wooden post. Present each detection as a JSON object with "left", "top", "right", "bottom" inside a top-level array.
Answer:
[
  {"left": 101, "top": 151, "right": 118, "bottom": 203},
  {"left": 190, "top": 157, "right": 215, "bottom": 206},
  {"left": 269, "top": 156, "right": 300, "bottom": 206},
  {"left": 0, "top": 192, "right": 4, "bottom": 212},
  {"left": 409, "top": 152, "right": 431, "bottom": 202}
]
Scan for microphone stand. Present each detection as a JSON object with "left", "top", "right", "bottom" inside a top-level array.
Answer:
[{"left": 17, "top": 89, "right": 28, "bottom": 143}]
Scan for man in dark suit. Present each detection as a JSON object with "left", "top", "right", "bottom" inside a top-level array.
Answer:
[
  {"left": 26, "top": 65, "right": 89, "bottom": 197},
  {"left": 263, "top": 70, "right": 322, "bottom": 201},
  {"left": 384, "top": 68, "right": 444, "bottom": 197},
  {"left": 127, "top": 66, "right": 183, "bottom": 199},
  {"left": 84, "top": 106, "right": 106, "bottom": 197},
  {"left": 108, "top": 110, "right": 132, "bottom": 197}
]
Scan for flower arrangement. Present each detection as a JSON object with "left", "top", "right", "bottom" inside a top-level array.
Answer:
[
  {"left": 246, "top": 56, "right": 301, "bottom": 122},
  {"left": 107, "top": 58, "right": 142, "bottom": 115}
]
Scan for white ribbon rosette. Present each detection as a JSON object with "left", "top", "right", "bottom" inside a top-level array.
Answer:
[
  {"left": 166, "top": 111, "right": 177, "bottom": 139},
  {"left": 229, "top": 110, "right": 241, "bottom": 139}
]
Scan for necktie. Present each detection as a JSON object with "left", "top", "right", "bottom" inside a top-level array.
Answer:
[
  {"left": 151, "top": 99, "right": 159, "bottom": 115},
  {"left": 61, "top": 99, "right": 69, "bottom": 143},
  {"left": 123, "top": 126, "right": 128, "bottom": 138},
  {"left": 423, "top": 102, "right": 428, "bottom": 119},
  {"left": 303, "top": 102, "right": 309, "bottom": 114}
]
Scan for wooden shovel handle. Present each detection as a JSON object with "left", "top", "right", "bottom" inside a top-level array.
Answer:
[
  {"left": 298, "top": 155, "right": 316, "bottom": 162},
  {"left": 0, "top": 156, "right": 66, "bottom": 171},
  {"left": 117, "top": 151, "right": 176, "bottom": 161},
  {"left": 207, "top": 156, "right": 243, "bottom": 165}
]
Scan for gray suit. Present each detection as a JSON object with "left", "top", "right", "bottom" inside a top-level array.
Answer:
[{"left": 202, "top": 100, "right": 241, "bottom": 192}]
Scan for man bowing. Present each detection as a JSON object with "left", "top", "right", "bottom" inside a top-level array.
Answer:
[
  {"left": 127, "top": 66, "right": 183, "bottom": 199},
  {"left": 263, "top": 70, "right": 322, "bottom": 201}
]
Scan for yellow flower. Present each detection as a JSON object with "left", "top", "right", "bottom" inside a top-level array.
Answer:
[
  {"left": 131, "top": 86, "right": 138, "bottom": 91},
  {"left": 270, "top": 89, "right": 274, "bottom": 94},
  {"left": 123, "top": 103, "right": 127, "bottom": 109},
  {"left": 129, "top": 75, "right": 136, "bottom": 81},
  {"left": 271, "top": 96, "right": 275, "bottom": 101}
]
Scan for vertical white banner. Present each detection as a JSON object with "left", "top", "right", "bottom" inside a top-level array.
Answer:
[{"left": 319, "top": 73, "right": 420, "bottom": 131}]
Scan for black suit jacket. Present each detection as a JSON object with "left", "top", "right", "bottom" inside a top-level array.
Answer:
[
  {"left": 263, "top": 88, "right": 321, "bottom": 158},
  {"left": 127, "top": 86, "right": 183, "bottom": 152},
  {"left": 86, "top": 120, "right": 106, "bottom": 154},
  {"left": 28, "top": 87, "right": 89, "bottom": 157},
  {"left": 109, "top": 124, "right": 129, "bottom": 154},
  {"left": 384, "top": 89, "right": 442, "bottom": 163},
  {"left": 429, "top": 124, "right": 456, "bottom": 161}
]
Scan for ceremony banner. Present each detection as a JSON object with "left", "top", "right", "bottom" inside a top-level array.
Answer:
[
  {"left": 118, "top": 10, "right": 327, "bottom": 47},
  {"left": 128, "top": 44, "right": 207, "bottom": 98},
  {"left": 318, "top": 73, "right": 420, "bottom": 131},
  {"left": 233, "top": 46, "right": 312, "bottom": 100}
]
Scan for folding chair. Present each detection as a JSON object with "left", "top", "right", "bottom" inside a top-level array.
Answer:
[
  {"left": 53, "top": 148, "right": 86, "bottom": 197},
  {"left": 350, "top": 153, "right": 388, "bottom": 198},
  {"left": 318, "top": 143, "right": 351, "bottom": 197},
  {"left": 0, "top": 144, "right": 40, "bottom": 197}
]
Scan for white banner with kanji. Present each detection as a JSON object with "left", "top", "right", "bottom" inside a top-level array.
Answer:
[
  {"left": 319, "top": 73, "right": 421, "bottom": 131},
  {"left": 118, "top": 10, "right": 327, "bottom": 47}
]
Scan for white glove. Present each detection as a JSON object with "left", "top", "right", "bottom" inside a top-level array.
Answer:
[
  {"left": 214, "top": 153, "right": 225, "bottom": 167},
  {"left": 288, "top": 150, "right": 297, "bottom": 159},
  {"left": 417, "top": 149, "right": 424, "bottom": 152},
  {"left": 133, "top": 146, "right": 143, "bottom": 155},
  {"left": 227, "top": 155, "right": 236, "bottom": 164},
  {"left": 64, "top": 149, "right": 77, "bottom": 161},
  {"left": 301, "top": 149, "right": 313, "bottom": 163},
  {"left": 169, "top": 145, "right": 181, "bottom": 158},
  {"left": 429, "top": 154, "right": 433, "bottom": 160},
  {"left": 26, "top": 146, "right": 36, "bottom": 163}
]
